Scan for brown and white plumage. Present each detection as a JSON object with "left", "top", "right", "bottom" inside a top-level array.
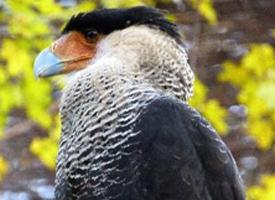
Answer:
[{"left": 34, "top": 6, "right": 245, "bottom": 200}]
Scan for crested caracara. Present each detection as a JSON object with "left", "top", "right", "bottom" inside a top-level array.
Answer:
[{"left": 34, "top": 6, "right": 245, "bottom": 200}]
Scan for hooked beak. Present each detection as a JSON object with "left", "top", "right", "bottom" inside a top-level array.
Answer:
[
  {"left": 34, "top": 31, "right": 99, "bottom": 78},
  {"left": 34, "top": 48, "right": 64, "bottom": 78}
]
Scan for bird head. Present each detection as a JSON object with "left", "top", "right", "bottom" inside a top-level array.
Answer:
[
  {"left": 34, "top": 6, "right": 194, "bottom": 100},
  {"left": 34, "top": 6, "right": 182, "bottom": 78}
]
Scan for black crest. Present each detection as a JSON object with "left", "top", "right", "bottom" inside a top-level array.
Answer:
[{"left": 62, "top": 6, "right": 182, "bottom": 43}]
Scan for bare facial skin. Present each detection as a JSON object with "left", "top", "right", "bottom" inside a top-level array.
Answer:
[{"left": 51, "top": 31, "right": 102, "bottom": 73}]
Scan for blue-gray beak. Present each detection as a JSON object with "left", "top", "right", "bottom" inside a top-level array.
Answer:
[{"left": 34, "top": 48, "right": 64, "bottom": 78}]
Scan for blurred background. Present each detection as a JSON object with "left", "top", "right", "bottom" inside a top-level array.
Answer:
[{"left": 0, "top": 0, "right": 275, "bottom": 199}]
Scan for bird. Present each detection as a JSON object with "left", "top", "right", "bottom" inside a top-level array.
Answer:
[{"left": 34, "top": 6, "right": 245, "bottom": 200}]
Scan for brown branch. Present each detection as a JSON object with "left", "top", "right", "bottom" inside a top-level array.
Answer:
[{"left": 3, "top": 120, "right": 42, "bottom": 141}]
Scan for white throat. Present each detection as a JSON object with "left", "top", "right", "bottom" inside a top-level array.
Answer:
[{"left": 69, "top": 25, "right": 194, "bottom": 101}]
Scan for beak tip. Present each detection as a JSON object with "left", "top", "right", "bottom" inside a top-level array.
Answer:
[{"left": 33, "top": 48, "right": 64, "bottom": 78}]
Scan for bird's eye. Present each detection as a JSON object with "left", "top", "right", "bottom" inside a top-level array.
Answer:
[{"left": 85, "top": 30, "right": 98, "bottom": 42}]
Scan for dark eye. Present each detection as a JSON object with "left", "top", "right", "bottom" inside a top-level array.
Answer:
[{"left": 85, "top": 29, "right": 98, "bottom": 42}]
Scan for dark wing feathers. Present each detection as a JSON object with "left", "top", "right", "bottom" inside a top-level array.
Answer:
[
  {"left": 134, "top": 96, "right": 245, "bottom": 200},
  {"left": 188, "top": 103, "right": 245, "bottom": 200}
]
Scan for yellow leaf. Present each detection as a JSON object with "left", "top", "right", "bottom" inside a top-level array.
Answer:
[
  {"left": 165, "top": 13, "right": 176, "bottom": 23},
  {"left": 50, "top": 115, "right": 61, "bottom": 140},
  {"left": 190, "top": 78, "right": 208, "bottom": 106},
  {"left": 75, "top": 1, "right": 96, "bottom": 12},
  {"left": 30, "top": 137, "right": 58, "bottom": 169},
  {"left": 189, "top": 0, "right": 217, "bottom": 25},
  {"left": 0, "top": 68, "right": 7, "bottom": 84},
  {"left": 190, "top": 78, "right": 228, "bottom": 134},
  {"left": 0, "top": 156, "right": 8, "bottom": 182},
  {"left": 242, "top": 44, "right": 275, "bottom": 77},
  {"left": 101, "top": 0, "right": 154, "bottom": 8},
  {"left": 198, "top": 0, "right": 217, "bottom": 24},
  {"left": 219, "top": 61, "right": 248, "bottom": 86},
  {"left": 248, "top": 119, "right": 274, "bottom": 150},
  {"left": 247, "top": 174, "right": 275, "bottom": 200},
  {"left": 32, "top": 0, "right": 62, "bottom": 15},
  {"left": 201, "top": 100, "right": 228, "bottom": 134},
  {"left": 257, "top": 82, "right": 275, "bottom": 110},
  {"left": 30, "top": 116, "right": 60, "bottom": 169}
]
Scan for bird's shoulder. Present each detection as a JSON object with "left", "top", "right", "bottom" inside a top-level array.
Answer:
[{"left": 133, "top": 96, "right": 245, "bottom": 200}]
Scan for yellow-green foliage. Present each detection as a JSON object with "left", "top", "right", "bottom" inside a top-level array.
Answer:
[
  {"left": 30, "top": 116, "right": 61, "bottom": 169},
  {"left": 247, "top": 174, "right": 275, "bottom": 200},
  {"left": 190, "top": 79, "right": 228, "bottom": 134},
  {"left": 0, "top": 156, "right": 8, "bottom": 182},
  {"left": 0, "top": 2, "right": 52, "bottom": 135},
  {"left": 219, "top": 44, "right": 275, "bottom": 150},
  {"left": 101, "top": 0, "right": 155, "bottom": 8},
  {"left": 189, "top": 0, "right": 217, "bottom": 24},
  {"left": 0, "top": 0, "right": 95, "bottom": 166},
  {"left": 100, "top": 0, "right": 175, "bottom": 8}
]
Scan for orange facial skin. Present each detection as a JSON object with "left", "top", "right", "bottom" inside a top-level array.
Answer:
[{"left": 50, "top": 31, "right": 101, "bottom": 73}]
